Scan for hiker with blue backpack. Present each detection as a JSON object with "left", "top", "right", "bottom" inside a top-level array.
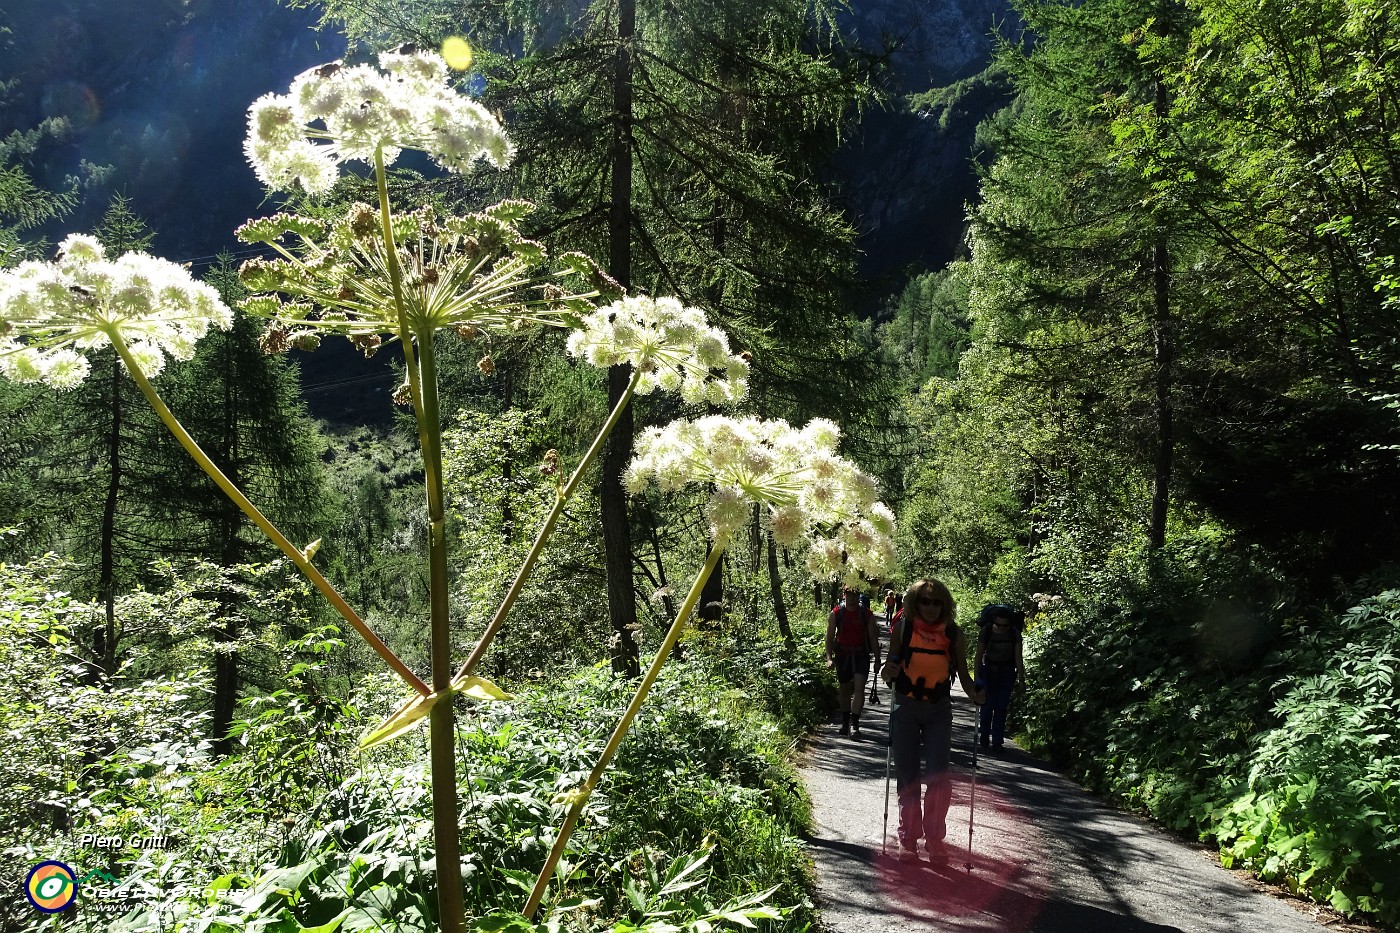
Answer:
[
  {"left": 880, "top": 577, "right": 984, "bottom": 863},
  {"left": 826, "top": 585, "right": 882, "bottom": 736},
  {"left": 974, "top": 604, "right": 1026, "bottom": 752}
]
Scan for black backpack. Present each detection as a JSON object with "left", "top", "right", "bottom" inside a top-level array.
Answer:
[
  {"left": 977, "top": 604, "right": 1025, "bottom": 631},
  {"left": 977, "top": 604, "right": 1024, "bottom": 669}
]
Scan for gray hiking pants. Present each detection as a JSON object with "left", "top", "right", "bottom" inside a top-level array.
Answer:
[{"left": 890, "top": 693, "right": 953, "bottom": 849}]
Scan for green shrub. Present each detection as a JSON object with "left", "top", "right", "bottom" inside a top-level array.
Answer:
[
  {"left": 1017, "top": 542, "right": 1400, "bottom": 925},
  {"left": 112, "top": 665, "right": 815, "bottom": 932},
  {"left": 1212, "top": 592, "right": 1400, "bottom": 922}
]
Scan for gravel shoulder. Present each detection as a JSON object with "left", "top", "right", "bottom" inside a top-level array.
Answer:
[{"left": 797, "top": 666, "right": 1371, "bottom": 933}]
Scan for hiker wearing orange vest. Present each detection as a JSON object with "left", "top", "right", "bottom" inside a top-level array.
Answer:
[
  {"left": 880, "top": 577, "right": 985, "bottom": 863},
  {"left": 825, "top": 585, "right": 882, "bottom": 736}
]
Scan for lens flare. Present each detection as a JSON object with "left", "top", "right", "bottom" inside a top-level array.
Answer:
[{"left": 441, "top": 36, "right": 473, "bottom": 71}]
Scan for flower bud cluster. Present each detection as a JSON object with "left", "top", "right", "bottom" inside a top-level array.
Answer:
[
  {"left": 626, "top": 415, "right": 895, "bottom": 585},
  {"left": 0, "top": 235, "right": 233, "bottom": 389},
  {"left": 236, "top": 200, "right": 594, "bottom": 343},
  {"left": 566, "top": 295, "right": 749, "bottom": 405},
  {"left": 245, "top": 47, "right": 512, "bottom": 195}
]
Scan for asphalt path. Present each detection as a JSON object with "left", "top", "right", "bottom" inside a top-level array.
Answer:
[{"left": 799, "top": 668, "right": 1347, "bottom": 933}]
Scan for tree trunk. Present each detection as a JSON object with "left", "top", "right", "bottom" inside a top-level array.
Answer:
[
  {"left": 603, "top": 0, "right": 640, "bottom": 676},
  {"left": 1148, "top": 78, "right": 1173, "bottom": 551},
  {"left": 748, "top": 503, "right": 761, "bottom": 573},
  {"left": 699, "top": 538, "right": 724, "bottom": 623},
  {"left": 649, "top": 518, "right": 677, "bottom": 622},
  {"left": 97, "top": 354, "right": 121, "bottom": 679},
  {"left": 767, "top": 533, "right": 793, "bottom": 648}
]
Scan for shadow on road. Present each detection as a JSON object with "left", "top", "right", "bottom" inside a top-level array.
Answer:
[
  {"left": 799, "top": 672, "right": 1312, "bottom": 933},
  {"left": 807, "top": 833, "right": 1184, "bottom": 932}
]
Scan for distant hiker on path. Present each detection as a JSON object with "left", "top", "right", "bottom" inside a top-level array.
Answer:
[
  {"left": 826, "top": 585, "right": 882, "bottom": 736},
  {"left": 975, "top": 604, "right": 1026, "bottom": 752},
  {"left": 883, "top": 588, "right": 896, "bottom": 624},
  {"left": 881, "top": 577, "right": 984, "bottom": 863}
]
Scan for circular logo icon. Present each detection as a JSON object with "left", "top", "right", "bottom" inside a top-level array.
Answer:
[{"left": 25, "top": 861, "right": 78, "bottom": 913}]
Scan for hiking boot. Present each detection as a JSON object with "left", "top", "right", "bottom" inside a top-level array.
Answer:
[
  {"left": 925, "top": 841, "right": 950, "bottom": 865},
  {"left": 992, "top": 741, "right": 1005, "bottom": 753},
  {"left": 980, "top": 734, "right": 990, "bottom": 750},
  {"left": 851, "top": 715, "right": 862, "bottom": 735},
  {"left": 897, "top": 847, "right": 921, "bottom": 864},
  {"left": 838, "top": 713, "right": 850, "bottom": 736}
]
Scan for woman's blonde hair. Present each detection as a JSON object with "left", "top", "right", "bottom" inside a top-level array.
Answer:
[{"left": 903, "top": 577, "right": 956, "bottom": 627}]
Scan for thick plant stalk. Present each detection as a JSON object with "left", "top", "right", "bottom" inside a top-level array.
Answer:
[
  {"left": 414, "top": 334, "right": 467, "bottom": 933},
  {"left": 107, "top": 330, "right": 428, "bottom": 697},
  {"left": 452, "top": 365, "right": 643, "bottom": 687},
  {"left": 523, "top": 537, "right": 729, "bottom": 919},
  {"left": 373, "top": 147, "right": 467, "bottom": 933}
]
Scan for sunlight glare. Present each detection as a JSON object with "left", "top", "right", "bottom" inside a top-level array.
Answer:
[{"left": 442, "top": 36, "right": 473, "bottom": 71}]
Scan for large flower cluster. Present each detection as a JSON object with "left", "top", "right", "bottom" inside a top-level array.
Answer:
[
  {"left": 245, "top": 46, "right": 512, "bottom": 195},
  {"left": 566, "top": 295, "right": 749, "bottom": 405},
  {"left": 0, "top": 235, "right": 233, "bottom": 388},
  {"left": 626, "top": 415, "right": 896, "bottom": 586}
]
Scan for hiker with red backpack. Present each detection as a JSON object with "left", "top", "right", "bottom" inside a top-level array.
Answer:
[
  {"left": 880, "top": 577, "right": 984, "bottom": 863},
  {"left": 826, "top": 585, "right": 882, "bottom": 736}
]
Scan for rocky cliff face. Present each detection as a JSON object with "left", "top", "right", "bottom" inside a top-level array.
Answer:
[{"left": 835, "top": 0, "right": 1017, "bottom": 292}]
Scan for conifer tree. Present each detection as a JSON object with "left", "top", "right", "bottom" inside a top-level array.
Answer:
[
  {"left": 148, "top": 256, "right": 329, "bottom": 751},
  {"left": 300, "top": 0, "right": 882, "bottom": 667}
]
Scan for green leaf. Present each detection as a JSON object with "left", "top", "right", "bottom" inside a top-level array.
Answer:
[
  {"left": 299, "top": 909, "right": 353, "bottom": 933},
  {"left": 451, "top": 673, "right": 512, "bottom": 702},
  {"left": 471, "top": 912, "right": 539, "bottom": 933},
  {"left": 359, "top": 689, "right": 448, "bottom": 749}
]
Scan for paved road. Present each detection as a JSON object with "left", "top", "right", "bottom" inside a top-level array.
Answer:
[{"left": 799, "top": 678, "right": 1342, "bottom": 933}]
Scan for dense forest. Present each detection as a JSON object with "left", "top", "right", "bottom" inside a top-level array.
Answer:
[{"left": 1, "top": 0, "right": 1398, "bottom": 930}]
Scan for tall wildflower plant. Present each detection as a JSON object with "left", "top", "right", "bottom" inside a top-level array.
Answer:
[
  {"left": 523, "top": 415, "right": 896, "bottom": 918},
  {"left": 0, "top": 45, "right": 753, "bottom": 933},
  {"left": 238, "top": 47, "right": 748, "bottom": 933}
]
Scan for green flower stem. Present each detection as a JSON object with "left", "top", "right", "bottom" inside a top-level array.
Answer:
[
  {"left": 417, "top": 334, "right": 467, "bottom": 933},
  {"left": 105, "top": 330, "right": 429, "bottom": 696},
  {"left": 522, "top": 535, "right": 730, "bottom": 920},
  {"left": 451, "top": 365, "right": 644, "bottom": 687},
  {"left": 374, "top": 148, "right": 467, "bottom": 933},
  {"left": 374, "top": 146, "right": 426, "bottom": 418}
]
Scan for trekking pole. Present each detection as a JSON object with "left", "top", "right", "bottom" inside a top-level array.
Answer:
[
  {"left": 881, "top": 691, "right": 895, "bottom": 856},
  {"left": 966, "top": 720, "right": 978, "bottom": 872}
]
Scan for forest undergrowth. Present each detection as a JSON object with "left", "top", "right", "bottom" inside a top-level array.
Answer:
[
  {"left": 1, "top": 550, "right": 837, "bottom": 933},
  {"left": 1010, "top": 543, "right": 1400, "bottom": 928}
]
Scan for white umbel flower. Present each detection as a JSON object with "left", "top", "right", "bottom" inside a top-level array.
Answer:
[
  {"left": 565, "top": 295, "right": 748, "bottom": 404},
  {"left": 245, "top": 47, "right": 512, "bottom": 194},
  {"left": 627, "top": 414, "right": 896, "bottom": 581},
  {"left": 0, "top": 235, "right": 234, "bottom": 388}
]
